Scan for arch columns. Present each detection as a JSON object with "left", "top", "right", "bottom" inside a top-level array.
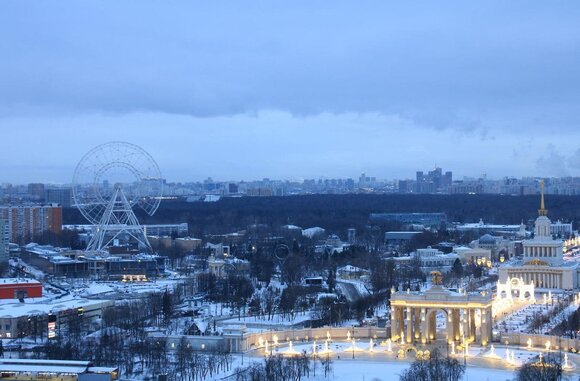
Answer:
[
  {"left": 406, "top": 307, "right": 413, "bottom": 343},
  {"left": 446, "top": 310, "right": 455, "bottom": 343},
  {"left": 420, "top": 308, "right": 428, "bottom": 344},
  {"left": 390, "top": 306, "right": 399, "bottom": 340},
  {"left": 413, "top": 308, "right": 421, "bottom": 341},
  {"left": 428, "top": 310, "right": 436, "bottom": 341},
  {"left": 469, "top": 308, "right": 476, "bottom": 341},
  {"left": 480, "top": 307, "right": 491, "bottom": 346},
  {"left": 461, "top": 309, "right": 469, "bottom": 340},
  {"left": 390, "top": 286, "right": 493, "bottom": 346}
]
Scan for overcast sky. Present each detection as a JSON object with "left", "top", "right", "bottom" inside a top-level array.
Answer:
[{"left": 1, "top": 1, "right": 580, "bottom": 184}]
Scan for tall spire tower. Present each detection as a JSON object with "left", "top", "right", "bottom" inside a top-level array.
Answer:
[
  {"left": 538, "top": 180, "right": 548, "bottom": 217},
  {"left": 534, "top": 180, "right": 551, "bottom": 239}
]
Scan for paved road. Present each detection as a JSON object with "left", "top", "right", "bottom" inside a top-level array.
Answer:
[{"left": 336, "top": 281, "right": 367, "bottom": 302}]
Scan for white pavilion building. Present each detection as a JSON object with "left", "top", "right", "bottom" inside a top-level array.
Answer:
[{"left": 498, "top": 183, "right": 580, "bottom": 290}]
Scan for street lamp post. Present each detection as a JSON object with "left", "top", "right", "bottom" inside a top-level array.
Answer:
[{"left": 351, "top": 327, "right": 355, "bottom": 359}]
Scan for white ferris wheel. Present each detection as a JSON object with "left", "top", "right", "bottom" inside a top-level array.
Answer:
[{"left": 72, "top": 141, "right": 163, "bottom": 252}]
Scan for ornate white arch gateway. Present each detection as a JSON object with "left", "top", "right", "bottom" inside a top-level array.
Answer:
[
  {"left": 497, "top": 277, "right": 536, "bottom": 303},
  {"left": 390, "top": 285, "right": 493, "bottom": 346}
]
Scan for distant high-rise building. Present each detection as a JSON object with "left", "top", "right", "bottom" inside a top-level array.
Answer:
[
  {"left": 45, "top": 188, "right": 72, "bottom": 207},
  {"left": 416, "top": 171, "right": 424, "bottom": 183},
  {"left": 27, "top": 183, "right": 45, "bottom": 201},
  {"left": 247, "top": 188, "right": 273, "bottom": 197},
  {"left": 444, "top": 171, "right": 453, "bottom": 188},
  {"left": 398, "top": 180, "right": 410, "bottom": 193},
  {"left": 0, "top": 205, "right": 62, "bottom": 244},
  {"left": 228, "top": 183, "right": 239, "bottom": 194},
  {"left": 0, "top": 218, "right": 8, "bottom": 264},
  {"left": 415, "top": 167, "right": 452, "bottom": 193},
  {"left": 359, "top": 173, "right": 376, "bottom": 187}
]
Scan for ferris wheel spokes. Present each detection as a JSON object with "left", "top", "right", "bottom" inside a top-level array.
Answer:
[{"left": 72, "top": 142, "right": 163, "bottom": 252}]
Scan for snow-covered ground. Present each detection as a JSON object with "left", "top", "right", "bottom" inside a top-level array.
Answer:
[
  {"left": 321, "top": 359, "right": 517, "bottom": 381},
  {"left": 493, "top": 294, "right": 574, "bottom": 334},
  {"left": 237, "top": 340, "right": 580, "bottom": 381},
  {"left": 221, "top": 312, "right": 313, "bottom": 328},
  {"left": 205, "top": 356, "right": 520, "bottom": 381},
  {"left": 544, "top": 304, "right": 578, "bottom": 332}
]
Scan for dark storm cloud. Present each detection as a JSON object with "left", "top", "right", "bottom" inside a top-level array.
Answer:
[{"left": 1, "top": 1, "right": 579, "bottom": 131}]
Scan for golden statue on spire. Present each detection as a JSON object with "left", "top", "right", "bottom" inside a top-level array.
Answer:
[
  {"left": 430, "top": 271, "right": 443, "bottom": 285},
  {"left": 538, "top": 180, "right": 548, "bottom": 216}
]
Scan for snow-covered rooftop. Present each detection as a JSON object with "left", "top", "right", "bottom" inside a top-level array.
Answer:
[{"left": 302, "top": 227, "right": 325, "bottom": 238}]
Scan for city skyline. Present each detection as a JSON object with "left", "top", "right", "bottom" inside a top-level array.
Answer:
[
  {"left": 1, "top": 2, "right": 580, "bottom": 182},
  {"left": 4, "top": 162, "right": 580, "bottom": 187}
]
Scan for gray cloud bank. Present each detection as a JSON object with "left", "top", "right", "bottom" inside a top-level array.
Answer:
[
  {"left": 1, "top": 1, "right": 580, "bottom": 182},
  {"left": 1, "top": 1, "right": 579, "bottom": 130}
]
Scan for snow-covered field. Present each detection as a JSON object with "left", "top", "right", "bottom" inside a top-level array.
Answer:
[
  {"left": 221, "top": 312, "right": 313, "bottom": 328},
  {"left": 323, "top": 360, "right": 517, "bottom": 381},
  {"left": 236, "top": 353, "right": 514, "bottom": 381},
  {"left": 216, "top": 356, "right": 521, "bottom": 381}
]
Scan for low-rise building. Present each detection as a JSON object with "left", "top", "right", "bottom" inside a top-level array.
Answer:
[
  {"left": 384, "top": 231, "right": 421, "bottom": 250},
  {"left": 207, "top": 255, "right": 250, "bottom": 278},
  {"left": 148, "top": 235, "right": 173, "bottom": 248},
  {"left": 64, "top": 223, "right": 189, "bottom": 237},
  {"left": 0, "top": 298, "right": 113, "bottom": 339},
  {"left": 175, "top": 237, "right": 202, "bottom": 251},
  {"left": 0, "top": 359, "right": 117, "bottom": 380},
  {"left": 21, "top": 244, "right": 167, "bottom": 280},
  {"left": 0, "top": 278, "right": 42, "bottom": 299},
  {"left": 393, "top": 247, "right": 459, "bottom": 275},
  {"left": 471, "top": 234, "right": 516, "bottom": 261},
  {"left": 453, "top": 246, "right": 492, "bottom": 264},
  {"left": 315, "top": 234, "right": 350, "bottom": 254},
  {"left": 337, "top": 265, "right": 370, "bottom": 281},
  {"left": 455, "top": 219, "right": 526, "bottom": 238}
]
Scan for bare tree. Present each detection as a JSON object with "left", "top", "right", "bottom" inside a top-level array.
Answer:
[
  {"left": 399, "top": 349, "right": 464, "bottom": 381},
  {"left": 515, "top": 354, "right": 563, "bottom": 381}
]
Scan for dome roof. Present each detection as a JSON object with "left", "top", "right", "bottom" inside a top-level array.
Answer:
[{"left": 479, "top": 234, "right": 496, "bottom": 244}]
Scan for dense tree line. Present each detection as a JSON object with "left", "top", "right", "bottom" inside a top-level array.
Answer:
[
  {"left": 197, "top": 273, "right": 255, "bottom": 315},
  {"left": 63, "top": 194, "right": 580, "bottom": 237},
  {"left": 21, "top": 290, "right": 235, "bottom": 380},
  {"left": 235, "top": 353, "right": 332, "bottom": 381}
]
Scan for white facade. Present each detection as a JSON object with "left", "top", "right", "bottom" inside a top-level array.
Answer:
[
  {"left": 499, "top": 192, "right": 580, "bottom": 290},
  {"left": 393, "top": 247, "right": 459, "bottom": 275},
  {"left": 453, "top": 246, "right": 491, "bottom": 264},
  {"left": 550, "top": 219, "right": 573, "bottom": 237}
]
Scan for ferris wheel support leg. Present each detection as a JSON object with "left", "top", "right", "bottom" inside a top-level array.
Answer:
[{"left": 86, "top": 185, "right": 153, "bottom": 253}]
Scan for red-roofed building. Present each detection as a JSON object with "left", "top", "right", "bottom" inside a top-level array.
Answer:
[{"left": 0, "top": 278, "right": 42, "bottom": 299}]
